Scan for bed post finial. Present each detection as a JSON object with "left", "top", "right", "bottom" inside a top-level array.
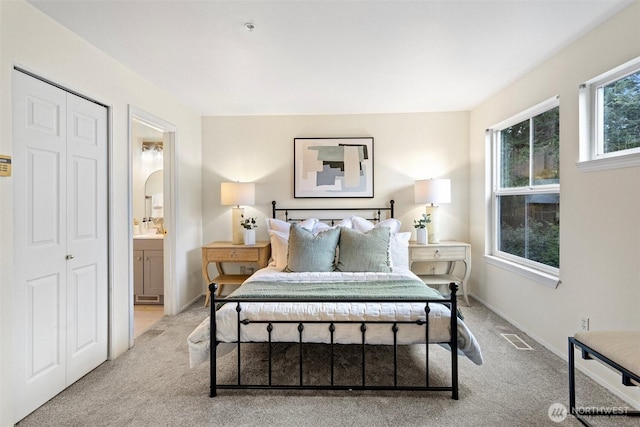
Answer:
[
  {"left": 389, "top": 199, "right": 395, "bottom": 218},
  {"left": 272, "top": 201, "right": 277, "bottom": 218}
]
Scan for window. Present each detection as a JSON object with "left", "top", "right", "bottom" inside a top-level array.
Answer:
[
  {"left": 579, "top": 56, "right": 640, "bottom": 171},
  {"left": 600, "top": 70, "right": 640, "bottom": 154},
  {"left": 489, "top": 97, "right": 560, "bottom": 283}
]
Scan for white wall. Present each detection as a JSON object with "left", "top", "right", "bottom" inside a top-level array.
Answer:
[
  {"left": 469, "top": 1, "right": 640, "bottom": 407},
  {"left": 0, "top": 1, "right": 202, "bottom": 423},
  {"left": 201, "top": 112, "right": 470, "bottom": 256}
]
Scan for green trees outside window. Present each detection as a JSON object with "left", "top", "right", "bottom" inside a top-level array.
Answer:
[
  {"left": 495, "top": 105, "right": 560, "bottom": 270},
  {"left": 603, "top": 71, "right": 640, "bottom": 154}
]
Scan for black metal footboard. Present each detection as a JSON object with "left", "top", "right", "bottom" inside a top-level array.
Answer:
[{"left": 208, "top": 283, "right": 459, "bottom": 399}]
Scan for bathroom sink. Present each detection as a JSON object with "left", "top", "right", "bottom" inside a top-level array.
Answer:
[{"left": 133, "top": 232, "right": 164, "bottom": 239}]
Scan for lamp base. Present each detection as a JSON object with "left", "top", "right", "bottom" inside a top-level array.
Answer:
[
  {"left": 232, "top": 207, "right": 244, "bottom": 245},
  {"left": 425, "top": 205, "right": 440, "bottom": 244}
]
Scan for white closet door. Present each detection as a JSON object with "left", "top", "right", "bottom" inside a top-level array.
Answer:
[
  {"left": 12, "top": 70, "right": 108, "bottom": 422},
  {"left": 12, "top": 70, "right": 68, "bottom": 420},
  {"left": 65, "top": 92, "right": 108, "bottom": 383}
]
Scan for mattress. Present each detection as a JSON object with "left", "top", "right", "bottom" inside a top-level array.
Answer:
[{"left": 188, "top": 267, "right": 483, "bottom": 367}]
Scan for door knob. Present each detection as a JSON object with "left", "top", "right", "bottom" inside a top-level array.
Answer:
[{"left": 66, "top": 254, "right": 75, "bottom": 260}]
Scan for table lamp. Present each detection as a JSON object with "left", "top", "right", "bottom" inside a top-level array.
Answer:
[
  {"left": 221, "top": 182, "right": 255, "bottom": 244},
  {"left": 414, "top": 178, "right": 451, "bottom": 243}
]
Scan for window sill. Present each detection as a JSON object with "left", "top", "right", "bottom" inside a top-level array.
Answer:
[
  {"left": 484, "top": 255, "right": 560, "bottom": 288},
  {"left": 577, "top": 152, "right": 640, "bottom": 172}
]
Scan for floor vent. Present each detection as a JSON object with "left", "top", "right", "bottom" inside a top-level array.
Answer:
[
  {"left": 136, "top": 295, "right": 160, "bottom": 303},
  {"left": 501, "top": 333, "right": 534, "bottom": 350}
]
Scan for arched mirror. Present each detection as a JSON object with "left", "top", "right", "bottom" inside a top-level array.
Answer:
[{"left": 145, "top": 170, "right": 163, "bottom": 218}]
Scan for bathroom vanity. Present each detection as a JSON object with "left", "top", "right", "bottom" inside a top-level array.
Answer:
[{"left": 133, "top": 235, "right": 164, "bottom": 304}]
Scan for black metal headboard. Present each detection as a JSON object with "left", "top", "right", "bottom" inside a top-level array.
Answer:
[{"left": 271, "top": 200, "right": 394, "bottom": 225}]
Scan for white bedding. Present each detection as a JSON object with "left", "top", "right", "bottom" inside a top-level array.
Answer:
[{"left": 187, "top": 267, "right": 483, "bottom": 367}]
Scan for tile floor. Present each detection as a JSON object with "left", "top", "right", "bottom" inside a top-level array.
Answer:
[{"left": 133, "top": 304, "right": 164, "bottom": 338}]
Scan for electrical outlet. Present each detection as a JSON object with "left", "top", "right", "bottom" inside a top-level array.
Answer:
[{"left": 579, "top": 316, "right": 590, "bottom": 331}]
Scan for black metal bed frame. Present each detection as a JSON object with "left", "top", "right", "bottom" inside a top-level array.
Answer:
[
  {"left": 207, "top": 200, "right": 460, "bottom": 399},
  {"left": 209, "top": 282, "right": 460, "bottom": 398},
  {"left": 272, "top": 200, "right": 394, "bottom": 225}
]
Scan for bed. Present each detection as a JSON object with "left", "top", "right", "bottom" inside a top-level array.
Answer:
[{"left": 188, "top": 201, "right": 483, "bottom": 399}]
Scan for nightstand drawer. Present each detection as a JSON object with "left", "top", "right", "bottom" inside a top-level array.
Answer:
[
  {"left": 411, "top": 246, "right": 466, "bottom": 261},
  {"left": 206, "top": 247, "right": 261, "bottom": 262}
]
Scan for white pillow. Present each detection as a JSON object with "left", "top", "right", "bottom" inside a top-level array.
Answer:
[
  {"left": 351, "top": 216, "right": 375, "bottom": 232},
  {"left": 334, "top": 217, "right": 354, "bottom": 229},
  {"left": 377, "top": 218, "right": 402, "bottom": 234},
  {"left": 264, "top": 217, "right": 318, "bottom": 233},
  {"left": 351, "top": 216, "right": 401, "bottom": 234},
  {"left": 311, "top": 222, "right": 331, "bottom": 234},
  {"left": 264, "top": 217, "right": 290, "bottom": 233},
  {"left": 311, "top": 217, "right": 353, "bottom": 234},
  {"left": 268, "top": 230, "right": 289, "bottom": 269},
  {"left": 390, "top": 232, "right": 411, "bottom": 270}
]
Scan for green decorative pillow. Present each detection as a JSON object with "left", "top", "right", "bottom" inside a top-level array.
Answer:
[
  {"left": 284, "top": 224, "right": 340, "bottom": 272},
  {"left": 336, "top": 226, "right": 391, "bottom": 272}
]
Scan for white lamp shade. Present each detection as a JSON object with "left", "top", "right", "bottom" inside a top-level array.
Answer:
[
  {"left": 221, "top": 182, "right": 255, "bottom": 206},
  {"left": 414, "top": 179, "right": 451, "bottom": 205}
]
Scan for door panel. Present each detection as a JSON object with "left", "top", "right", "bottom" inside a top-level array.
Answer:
[
  {"left": 26, "top": 94, "right": 61, "bottom": 136},
  {"left": 73, "top": 157, "right": 97, "bottom": 239},
  {"left": 70, "top": 263, "right": 98, "bottom": 354},
  {"left": 27, "top": 273, "right": 62, "bottom": 379},
  {"left": 71, "top": 110, "right": 99, "bottom": 146},
  {"left": 28, "top": 149, "right": 62, "bottom": 247}
]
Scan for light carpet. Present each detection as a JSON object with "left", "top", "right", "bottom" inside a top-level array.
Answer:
[{"left": 17, "top": 297, "right": 638, "bottom": 427}]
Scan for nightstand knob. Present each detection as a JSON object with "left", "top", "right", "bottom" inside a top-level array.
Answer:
[
  {"left": 229, "top": 250, "right": 237, "bottom": 258},
  {"left": 435, "top": 249, "right": 441, "bottom": 258}
]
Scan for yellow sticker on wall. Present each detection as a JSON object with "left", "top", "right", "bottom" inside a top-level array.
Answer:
[{"left": 0, "top": 155, "right": 11, "bottom": 177}]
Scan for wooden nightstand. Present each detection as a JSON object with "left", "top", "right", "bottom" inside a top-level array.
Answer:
[
  {"left": 409, "top": 241, "right": 471, "bottom": 306},
  {"left": 201, "top": 241, "right": 271, "bottom": 306}
]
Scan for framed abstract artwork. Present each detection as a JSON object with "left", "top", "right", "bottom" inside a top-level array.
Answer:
[{"left": 294, "top": 137, "right": 374, "bottom": 198}]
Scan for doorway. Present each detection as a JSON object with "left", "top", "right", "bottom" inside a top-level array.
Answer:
[{"left": 128, "top": 107, "right": 176, "bottom": 345}]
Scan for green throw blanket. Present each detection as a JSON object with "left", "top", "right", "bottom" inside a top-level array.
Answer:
[{"left": 223, "top": 279, "right": 444, "bottom": 301}]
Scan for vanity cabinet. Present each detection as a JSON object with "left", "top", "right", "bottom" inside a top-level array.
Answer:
[{"left": 133, "top": 238, "right": 164, "bottom": 304}]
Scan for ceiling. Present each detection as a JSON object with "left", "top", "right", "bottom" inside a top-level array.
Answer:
[{"left": 29, "top": 0, "right": 632, "bottom": 116}]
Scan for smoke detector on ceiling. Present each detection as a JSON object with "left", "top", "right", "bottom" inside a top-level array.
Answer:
[{"left": 244, "top": 22, "right": 255, "bottom": 32}]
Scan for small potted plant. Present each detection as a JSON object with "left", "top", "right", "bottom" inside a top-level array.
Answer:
[
  {"left": 240, "top": 215, "right": 258, "bottom": 245},
  {"left": 413, "top": 213, "right": 431, "bottom": 245}
]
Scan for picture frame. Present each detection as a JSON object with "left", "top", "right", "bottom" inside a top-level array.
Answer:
[{"left": 294, "top": 137, "right": 374, "bottom": 198}]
